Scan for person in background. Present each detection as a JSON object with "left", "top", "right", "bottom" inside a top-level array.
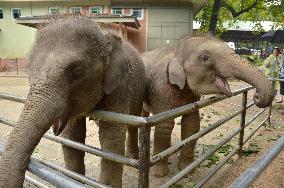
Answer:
[
  {"left": 264, "top": 47, "right": 282, "bottom": 97},
  {"left": 276, "top": 49, "right": 284, "bottom": 103}
]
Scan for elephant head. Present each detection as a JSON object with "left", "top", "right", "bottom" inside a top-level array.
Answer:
[
  {"left": 0, "top": 18, "right": 128, "bottom": 187},
  {"left": 167, "top": 35, "right": 273, "bottom": 108}
]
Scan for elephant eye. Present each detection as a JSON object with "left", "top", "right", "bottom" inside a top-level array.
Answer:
[
  {"left": 69, "top": 66, "right": 86, "bottom": 81},
  {"left": 201, "top": 53, "right": 210, "bottom": 61}
]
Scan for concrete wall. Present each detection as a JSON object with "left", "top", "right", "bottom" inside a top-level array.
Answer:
[{"left": 147, "top": 7, "right": 193, "bottom": 50}]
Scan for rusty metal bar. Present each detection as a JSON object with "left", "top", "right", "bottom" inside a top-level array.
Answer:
[
  {"left": 161, "top": 127, "right": 242, "bottom": 188},
  {"left": 88, "top": 110, "right": 147, "bottom": 127},
  {"left": 138, "top": 124, "right": 151, "bottom": 188},
  {"left": 0, "top": 117, "right": 139, "bottom": 168},
  {"left": 32, "top": 157, "right": 110, "bottom": 188},
  {"left": 230, "top": 136, "right": 284, "bottom": 188},
  {"left": 194, "top": 146, "right": 240, "bottom": 188},
  {"left": 0, "top": 142, "right": 87, "bottom": 188},
  {"left": 151, "top": 103, "right": 254, "bottom": 165},
  {"left": 244, "top": 108, "right": 268, "bottom": 128},
  {"left": 147, "top": 86, "right": 253, "bottom": 125},
  {"left": 243, "top": 117, "right": 269, "bottom": 145},
  {"left": 238, "top": 92, "right": 248, "bottom": 156},
  {"left": 25, "top": 175, "right": 49, "bottom": 188}
]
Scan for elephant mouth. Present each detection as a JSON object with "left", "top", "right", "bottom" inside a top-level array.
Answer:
[
  {"left": 52, "top": 109, "right": 71, "bottom": 136},
  {"left": 214, "top": 75, "right": 232, "bottom": 96}
]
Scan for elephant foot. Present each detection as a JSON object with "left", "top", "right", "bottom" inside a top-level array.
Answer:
[
  {"left": 125, "top": 149, "right": 139, "bottom": 159},
  {"left": 151, "top": 163, "right": 169, "bottom": 177},
  {"left": 178, "top": 156, "right": 195, "bottom": 173}
]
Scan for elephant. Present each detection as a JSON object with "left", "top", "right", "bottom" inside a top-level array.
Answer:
[
  {"left": 126, "top": 34, "right": 274, "bottom": 177},
  {"left": 0, "top": 17, "right": 146, "bottom": 188}
]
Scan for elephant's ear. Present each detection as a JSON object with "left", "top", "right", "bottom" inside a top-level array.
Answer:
[
  {"left": 167, "top": 57, "right": 186, "bottom": 90},
  {"left": 103, "top": 34, "right": 126, "bottom": 95}
]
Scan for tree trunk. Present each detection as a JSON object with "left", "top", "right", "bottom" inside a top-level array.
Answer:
[{"left": 208, "top": 0, "right": 222, "bottom": 35}]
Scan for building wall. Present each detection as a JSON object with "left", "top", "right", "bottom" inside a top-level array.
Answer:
[
  {"left": 147, "top": 8, "right": 193, "bottom": 50},
  {"left": 0, "top": 1, "right": 193, "bottom": 59},
  {"left": 0, "top": 0, "right": 111, "bottom": 58}
]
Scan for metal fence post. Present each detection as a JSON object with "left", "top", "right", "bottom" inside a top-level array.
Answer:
[
  {"left": 238, "top": 91, "right": 248, "bottom": 156},
  {"left": 138, "top": 124, "right": 150, "bottom": 188},
  {"left": 267, "top": 80, "right": 275, "bottom": 127},
  {"left": 16, "top": 58, "right": 19, "bottom": 75}
]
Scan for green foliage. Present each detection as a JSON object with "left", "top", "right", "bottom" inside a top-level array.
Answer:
[
  {"left": 170, "top": 184, "right": 183, "bottom": 188},
  {"left": 195, "top": 0, "right": 284, "bottom": 34},
  {"left": 218, "top": 144, "right": 233, "bottom": 156},
  {"left": 242, "top": 143, "right": 261, "bottom": 156},
  {"left": 241, "top": 55, "right": 264, "bottom": 66}
]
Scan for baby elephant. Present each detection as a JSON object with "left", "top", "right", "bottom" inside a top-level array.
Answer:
[
  {"left": 127, "top": 34, "right": 273, "bottom": 177},
  {"left": 0, "top": 18, "right": 145, "bottom": 188}
]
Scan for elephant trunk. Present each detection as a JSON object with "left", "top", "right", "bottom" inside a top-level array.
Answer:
[
  {"left": 217, "top": 54, "right": 274, "bottom": 108},
  {"left": 0, "top": 86, "right": 65, "bottom": 187}
]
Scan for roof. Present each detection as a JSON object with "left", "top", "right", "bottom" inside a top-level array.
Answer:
[
  {"left": 16, "top": 14, "right": 140, "bottom": 29},
  {"left": 220, "top": 30, "right": 265, "bottom": 42}
]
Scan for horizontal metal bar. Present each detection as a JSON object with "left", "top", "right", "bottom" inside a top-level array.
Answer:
[
  {"left": 32, "top": 157, "right": 109, "bottom": 188},
  {"left": 161, "top": 127, "right": 241, "bottom": 188},
  {"left": 0, "top": 86, "right": 254, "bottom": 128},
  {"left": 243, "top": 117, "right": 268, "bottom": 145},
  {"left": 0, "top": 92, "right": 26, "bottom": 103},
  {"left": 0, "top": 142, "right": 87, "bottom": 188},
  {"left": 151, "top": 107, "right": 244, "bottom": 165},
  {"left": 230, "top": 136, "right": 284, "bottom": 188},
  {"left": 194, "top": 146, "right": 240, "bottom": 188},
  {"left": 0, "top": 117, "right": 139, "bottom": 168},
  {"left": 88, "top": 110, "right": 147, "bottom": 127},
  {"left": 25, "top": 175, "right": 49, "bottom": 188},
  {"left": 268, "top": 78, "right": 284, "bottom": 82},
  {"left": 147, "top": 86, "right": 254, "bottom": 124},
  {"left": 244, "top": 108, "right": 268, "bottom": 128},
  {"left": 28, "top": 160, "right": 88, "bottom": 188}
]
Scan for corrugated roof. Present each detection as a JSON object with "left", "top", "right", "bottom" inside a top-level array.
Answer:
[{"left": 16, "top": 14, "right": 140, "bottom": 29}]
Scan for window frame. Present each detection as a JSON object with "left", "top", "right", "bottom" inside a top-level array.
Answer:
[
  {"left": 111, "top": 8, "right": 124, "bottom": 15},
  {"left": 70, "top": 6, "right": 82, "bottom": 14},
  {"left": 11, "top": 8, "right": 21, "bottom": 19},
  {"left": 130, "top": 8, "right": 144, "bottom": 20},
  {"left": 0, "top": 8, "right": 3, "bottom": 20},
  {"left": 89, "top": 6, "right": 102, "bottom": 14},
  {"left": 49, "top": 7, "right": 60, "bottom": 15}
]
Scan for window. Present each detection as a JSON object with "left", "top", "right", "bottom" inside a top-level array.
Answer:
[
  {"left": 0, "top": 9, "right": 3, "bottom": 20},
  {"left": 11, "top": 8, "right": 21, "bottom": 19},
  {"left": 132, "top": 8, "right": 143, "bottom": 20},
  {"left": 89, "top": 6, "right": 102, "bottom": 14},
  {"left": 70, "top": 7, "right": 82, "bottom": 14},
  {"left": 49, "top": 7, "right": 60, "bottom": 15},
  {"left": 111, "top": 8, "right": 123, "bottom": 15}
]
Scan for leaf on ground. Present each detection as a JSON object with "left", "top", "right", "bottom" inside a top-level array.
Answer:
[
  {"left": 170, "top": 184, "right": 183, "bottom": 188},
  {"left": 267, "top": 136, "right": 278, "bottom": 142},
  {"left": 242, "top": 143, "right": 261, "bottom": 156}
]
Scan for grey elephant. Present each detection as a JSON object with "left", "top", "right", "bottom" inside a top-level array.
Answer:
[
  {"left": 0, "top": 18, "right": 145, "bottom": 187},
  {"left": 127, "top": 34, "right": 273, "bottom": 177}
]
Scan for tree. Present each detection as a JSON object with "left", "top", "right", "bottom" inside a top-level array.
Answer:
[{"left": 195, "top": 0, "right": 284, "bottom": 35}]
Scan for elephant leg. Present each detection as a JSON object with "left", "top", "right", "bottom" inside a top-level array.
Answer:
[
  {"left": 151, "top": 120, "right": 174, "bottom": 177},
  {"left": 99, "top": 122, "right": 126, "bottom": 188},
  {"left": 61, "top": 117, "right": 86, "bottom": 175},
  {"left": 178, "top": 110, "right": 200, "bottom": 171},
  {"left": 126, "top": 126, "right": 139, "bottom": 159},
  {"left": 126, "top": 108, "right": 150, "bottom": 159}
]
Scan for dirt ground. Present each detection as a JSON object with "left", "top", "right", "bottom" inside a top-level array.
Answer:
[{"left": 0, "top": 76, "right": 283, "bottom": 188}]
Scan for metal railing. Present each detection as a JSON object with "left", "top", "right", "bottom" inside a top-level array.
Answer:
[
  {"left": 0, "top": 82, "right": 276, "bottom": 187},
  {"left": 230, "top": 136, "right": 284, "bottom": 188}
]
